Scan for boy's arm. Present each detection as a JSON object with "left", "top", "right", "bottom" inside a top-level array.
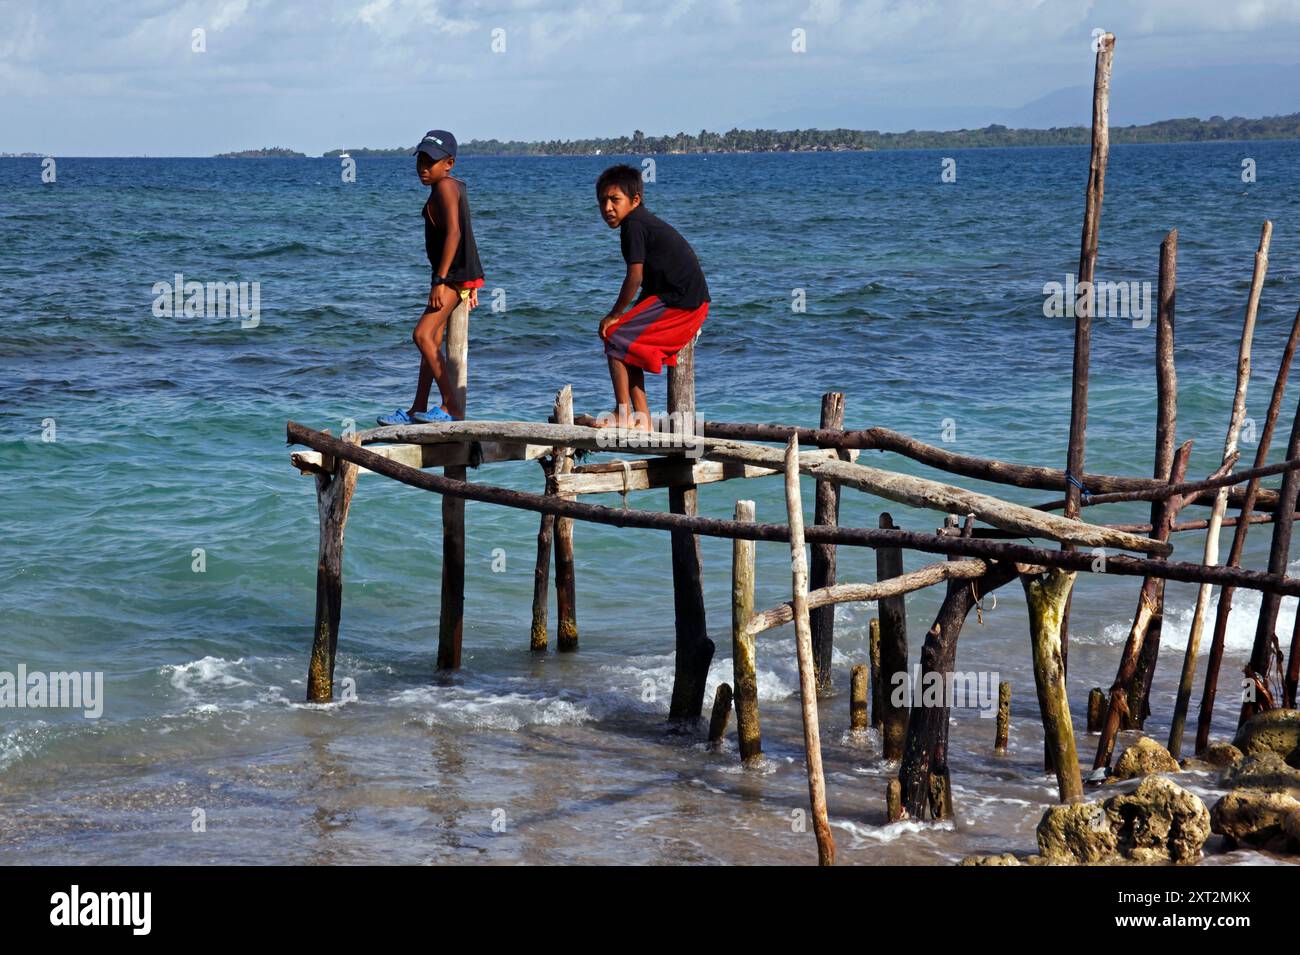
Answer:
[
  {"left": 431, "top": 178, "right": 461, "bottom": 309},
  {"left": 598, "top": 263, "right": 643, "bottom": 340}
]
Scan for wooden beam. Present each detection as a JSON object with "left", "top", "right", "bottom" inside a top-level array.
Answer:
[
  {"left": 291, "top": 440, "right": 548, "bottom": 476},
  {"left": 556, "top": 447, "right": 858, "bottom": 496}
]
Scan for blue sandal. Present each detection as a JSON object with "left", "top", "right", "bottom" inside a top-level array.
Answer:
[
  {"left": 411, "top": 406, "right": 455, "bottom": 423},
  {"left": 376, "top": 408, "right": 416, "bottom": 426}
]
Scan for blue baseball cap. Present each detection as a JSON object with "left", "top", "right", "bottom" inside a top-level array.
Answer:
[{"left": 414, "top": 129, "right": 457, "bottom": 161}]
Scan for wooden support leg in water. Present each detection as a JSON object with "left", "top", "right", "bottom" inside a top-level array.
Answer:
[
  {"left": 1088, "top": 688, "right": 1106, "bottom": 733},
  {"left": 1021, "top": 568, "right": 1084, "bottom": 803},
  {"left": 850, "top": 665, "right": 870, "bottom": 731},
  {"left": 810, "top": 392, "right": 846, "bottom": 695},
  {"left": 307, "top": 433, "right": 360, "bottom": 702},
  {"left": 1170, "top": 222, "right": 1268, "bottom": 757},
  {"left": 898, "top": 526, "right": 1019, "bottom": 819},
  {"left": 708, "top": 683, "right": 733, "bottom": 750},
  {"left": 529, "top": 456, "right": 555, "bottom": 653},
  {"left": 553, "top": 385, "right": 579, "bottom": 652},
  {"left": 877, "top": 513, "right": 909, "bottom": 761},
  {"left": 437, "top": 300, "right": 470, "bottom": 670},
  {"left": 994, "top": 681, "right": 1010, "bottom": 753},
  {"left": 667, "top": 342, "right": 714, "bottom": 722},
  {"left": 783, "top": 436, "right": 834, "bottom": 866},
  {"left": 869, "top": 618, "right": 883, "bottom": 731},
  {"left": 731, "top": 499, "right": 762, "bottom": 763}
]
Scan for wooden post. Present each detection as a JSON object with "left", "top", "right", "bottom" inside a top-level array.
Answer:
[
  {"left": 994, "top": 681, "right": 1010, "bottom": 753},
  {"left": 850, "top": 665, "right": 870, "bottom": 731},
  {"left": 1060, "top": 31, "right": 1115, "bottom": 671},
  {"left": 886, "top": 779, "right": 904, "bottom": 823},
  {"left": 553, "top": 386, "right": 579, "bottom": 651},
  {"left": 868, "top": 617, "right": 883, "bottom": 731},
  {"left": 1095, "top": 441, "right": 1191, "bottom": 768},
  {"left": 1087, "top": 687, "right": 1106, "bottom": 733},
  {"left": 437, "top": 300, "right": 469, "bottom": 670},
  {"left": 810, "top": 392, "right": 846, "bottom": 694},
  {"left": 1128, "top": 229, "right": 1179, "bottom": 730},
  {"left": 1169, "top": 222, "right": 1269, "bottom": 757},
  {"left": 731, "top": 499, "right": 762, "bottom": 762},
  {"left": 1242, "top": 375, "right": 1300, "bottom": 725},
  {"left": 877, "top": 513, "right": 909, "bottom": 761},
  {"left": 530, "top": 458, "right": 555, "bottom": 653},
  {"left": 784, "top": 436, "right": 835, "bottom": 866},
  {"left": 667, "top": 341, "right": 714, "bottom": 721},
  {"left": 1022, "top": 568, "right": 1084, "bottom": 803},
  {"left": 1197, "top": 303, "right": 1300, "bottom": 752},
  {"left": 306, "top": 432, "right": 360, "bottom": 702},
  {"left": 708, "top": 682, "right": 733, "bottom": 749}
]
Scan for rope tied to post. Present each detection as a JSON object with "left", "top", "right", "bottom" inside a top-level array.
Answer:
[
  {"left": 1065, "top": 471, "right": 1092, "bottom": 502},
  {"left": 970, "top": 581, "right": 996, "bottom": 625}
]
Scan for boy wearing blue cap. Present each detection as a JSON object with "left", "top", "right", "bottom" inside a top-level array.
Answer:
[{"left": 378, "top": 129, "right": 485, "bottom": 425}]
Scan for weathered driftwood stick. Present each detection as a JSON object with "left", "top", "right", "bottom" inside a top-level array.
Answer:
[
  {"left": 1242, "top": 356, "right": 1300, "bottom": 726},
  {"left": 667, "top": 343, "right": 714, "bottom": 722},
  {"left": 306, "top": 432, "right": 360, "bottom": 702},
  {"left": 557, "top": 447, "right": 856, "bottom": 496},
  {"left": 530, "top": 457, "right": 555, "bottom": 652},
  {"left": 869, "top": 618, "right": 883, "bottom": 731},
  {"left": 553, "top": 386, "right": 579, "bottom": 652},
  {"left": 877, "top": 513, "right": 909, "bottom": 761},
  {"left": 1059, "top": 30, "right": 1115, "bottom": 675},
  {"left": 1087, "top": 687, "right": 1106, "bottom": 733},
  {"left": 1095, "top": 443, "right": 1191, "bottom": 767},
  {"left": 287, "top": 421, "right": 1300, "bottom": 596},
  {"left": 437, "top": 301, "right": 470, "bottom": 670},
  {"left": 1127, "top": 232, "right": 1181, "bottom": 729},
  {"left": 1197, "top": 304, "right": 1300, "bottom": 752},
  {"left": 356, "top": 420, "right": 1170, "bottom": 554},
  {"left": 697, "top": 421, "right": 1278, "bottom": 513},
  {"left": 1032, "top": 453, "right": 1290, "bottom": 511},
  {"left": 1095, "top": 514, "right": 1273, "bottom": 535},
  {"left": 291, "top": 439, "right": 548, "bottom": 476},
  {"left": 731, "top": 499, "right": 761, "bottom": 764},
  {"left": 810, "top": 392, "right": 846, "bottom": 694},
  {"left": 784, "top": 436, "right": 835, "bottom": 866},
  {"left": 850, "top": 665, "right": 869, "bottom": 731},
  {"left": 994, "top": 681, "right": 1010, "bottom": 753},
  {"left": 1169, "top": 221, "right": 1270, "bottom": 757},
  {"left": 746, "top": 558, "right": 986, "bottom": 637},
  {"left": 886, "top": 779, "right": 905, "bottom": 822},
  {"left": 1022, "top": 568, "right": 1084, "bottom": 802},
  {"left": 708, "top": 682, "right": 733, "bottom": 750},
  {"left": 1133, "top": 449, "right": 1232, "bottom": 729},
  {"left": 897, "top": 556, "right": 1020, "bottom": 818}
]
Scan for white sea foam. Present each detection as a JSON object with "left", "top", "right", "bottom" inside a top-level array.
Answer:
[
  {"left": 393, "top": 685, "right": 597, "bottom": 731},
  {"left": 160, "top": 656, "right": 251, "bottom": 699}
]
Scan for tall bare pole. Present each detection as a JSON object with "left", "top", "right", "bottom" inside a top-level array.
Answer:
[
  {"left": 1060, "top": 32, "right": 1115, "bottom": 665},
  {"left": 1169, "top": 222, "right": 1270, "bottom": 757}
]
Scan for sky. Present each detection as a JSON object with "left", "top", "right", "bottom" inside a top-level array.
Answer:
[{"left": 3, "top": 0, "right": 1300, "bottom": 156}]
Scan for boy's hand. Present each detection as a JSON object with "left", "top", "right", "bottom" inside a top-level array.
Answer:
[
  {"left": 598, "top": 314, "right": 619, "bottom": 341},
  {"left": 431, "top": 282, "right": 455, "bottom": 312},
  {"left": 466, "top": 287, "right": 479, "bottom": 310}
]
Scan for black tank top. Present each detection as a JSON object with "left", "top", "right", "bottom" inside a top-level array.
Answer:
[{"left": 423, "top": 178, "right": 484, "bottom": 283}]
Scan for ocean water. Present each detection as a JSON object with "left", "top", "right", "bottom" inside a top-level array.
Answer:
[{"left": 2, "top": 144, "right": 1299, "bottom": 865}]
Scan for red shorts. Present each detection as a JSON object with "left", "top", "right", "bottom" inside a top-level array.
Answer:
[{"left": 604, "top": 296, "right": 708, "bottom": 374}]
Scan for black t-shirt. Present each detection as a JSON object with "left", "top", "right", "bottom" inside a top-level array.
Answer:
[
  {"left": 620, "top": 205, "right": 709, "bottom": 310},
  {"left": 423, "top": 178, "right": 484, "bottom": 284}
]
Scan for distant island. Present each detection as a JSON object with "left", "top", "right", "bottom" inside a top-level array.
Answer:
[
  {"left": 215, "top": 146, "right": 306, "bottom": 158},
  {"left": 311, "top": 113, "right": 1300, "bottom": 157}
]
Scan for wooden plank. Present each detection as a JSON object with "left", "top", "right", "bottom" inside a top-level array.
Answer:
[
  {"left": 556, "top": 447, "right": 857, "bottom": 496},
  {"left": 291, "top": 440, "right": 548, "bottom": 476}
]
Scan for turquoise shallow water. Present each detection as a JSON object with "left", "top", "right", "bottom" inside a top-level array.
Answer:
[{"left": 1, "top": 144, "right": 1299, "bottom": 864}]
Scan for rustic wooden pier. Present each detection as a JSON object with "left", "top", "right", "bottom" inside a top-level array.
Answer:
[{"left": 286, "top": 33, "right": 1300, "bottom": 864}]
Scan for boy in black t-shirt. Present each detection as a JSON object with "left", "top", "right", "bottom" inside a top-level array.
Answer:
[{"left": 595, "top": 164, "right": 710, "bottom": 431}]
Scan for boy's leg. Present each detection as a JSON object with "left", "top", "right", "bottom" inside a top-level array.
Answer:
[
  {"left": 627, "top": 365, "right": 650, "bottom": 429},
  {"left": 411, "top": 295, "right": 459, "bottom": 416},
  {"left": 604, "top": 356, "right": 633, "bottom": 427}
]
